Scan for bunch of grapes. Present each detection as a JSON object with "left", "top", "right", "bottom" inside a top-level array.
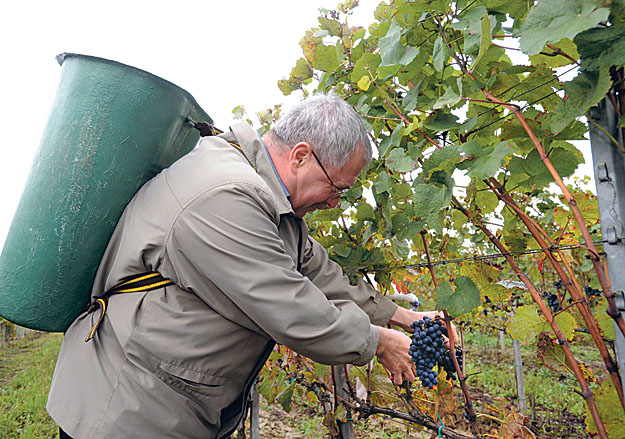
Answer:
[
  {"left": 584, "top": 285, "right": 601, "bottom": 297},
  {"left": 545, "top": 293, "right": 562, "bottom": 313},
  {"left": 408, "top": 316, "right": 463, "bottom": 389}
]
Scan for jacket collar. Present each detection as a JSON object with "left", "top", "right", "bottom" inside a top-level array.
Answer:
[{"left": 224, "top": 122, "right": 294, "bottom": 217}]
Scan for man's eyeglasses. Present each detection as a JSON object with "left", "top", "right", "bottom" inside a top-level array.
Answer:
[{"left": 311, "top": 151, "right": 350, "bottom": 196}]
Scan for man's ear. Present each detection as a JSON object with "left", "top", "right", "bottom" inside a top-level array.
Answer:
[{"left": 289, "top": 142, "right": 313, "bottom": 168}]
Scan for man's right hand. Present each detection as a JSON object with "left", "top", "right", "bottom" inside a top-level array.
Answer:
[{"left": 375, "top": 327, "right": 415, "bottom": 385}]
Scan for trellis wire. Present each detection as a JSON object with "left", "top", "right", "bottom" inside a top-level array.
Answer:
[{"left": 370, "top": 240, "right": 606, "bottom": 272}]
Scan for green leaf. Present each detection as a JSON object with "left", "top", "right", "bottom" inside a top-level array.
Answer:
[
  {"left": 471, "top": 15, "right": 495, "bottom": 71},
  {"left": 432, "top": 36, "right": 448, "bottom": 72},
  {"left": 386, "top": 148, "right": 416, "bottom": 172},
  {"left": 475, "top": 189, "right": 499, "bottom": 215},
  {"left": 597, "top": 308, "right": 616, "bottom": 340},
  {"left": 451, "top": 6, "right": 487, "bottom": 31},
  {"left": 507, "top": 305, "right": 545, "bottom": 345},
  {"left": 529, "top": 38, "right": 580, "bottom": 68},
  {"left": 424, "top": 111, "right": 459, "bottom": 132},
  {"left": 552, "top": 311, "right": 577, "bottom": 341},
  {"left": 575, "top": 26, "right": 625, "bottom": 71},
  {"left": 507, "top": 145, "right": 583, "bottom": 189},
  {"left": 379, "top": 20, "right": 413, "bottom": 66},
  {"left": 550, "top": 67, "right": 612, "bottom": 133},
  {"left": 351, "top": 53, "right": 381, "bottom": 82},
  {"left": 399, "top": 46, "right": 420, "bottom": 66},
  {"left": 461, "top": 141, "right": 514, "bottom": 179},
  {"left": 421, "top": 145, "right": 461, "bottom": 177},
  {"left": 375, "top": 171, "right": 394, "bottom": 194},
  {"left": 312, "top": 44, "right": 340, "bottom": 72},
  {"left": 518, "top": 0, "right": 610, "bottom": 56},
  {"left": 413, "top": 183, "right": 450, "bottom": 234},
  {"left": 403, "top": 82, "right": 422, "bottom": 112},
  {"left": 277, "top": 383, "right": 295, "bottom": 412},
  {"left": 435, "top": 277, "right": 480, "bottom": 318},
  {"left": 355, "top": 203, "right": 375, "bottom": 221},
  {"left": 433, "top": 87, "right": 461, "bottom": 110}
]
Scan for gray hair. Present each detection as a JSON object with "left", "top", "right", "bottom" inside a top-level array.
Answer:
[{"left": 269, "top": 92, "right": 371, "bottom": 169}]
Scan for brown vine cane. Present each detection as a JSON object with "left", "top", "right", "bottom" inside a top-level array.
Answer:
[
  {"left": 484, "top": 178, "right": 625, "bottom": 412},
  {"left": 452, "top": 197, "right": 609, "bottom": 439}
]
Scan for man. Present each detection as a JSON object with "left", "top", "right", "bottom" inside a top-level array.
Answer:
[{"left": 48, "top": 92, "right": 456, "bottom": 438}]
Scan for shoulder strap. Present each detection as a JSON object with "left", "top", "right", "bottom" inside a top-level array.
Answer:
[{"left": 85, "top": 272, "right": 173, "bottom": 342}]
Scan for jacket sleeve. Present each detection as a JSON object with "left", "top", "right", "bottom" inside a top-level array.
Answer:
[
  {"left": 162, "top": 182, "right": 379, "bottom": 366},
  {"left": 300, "top": 237, "right": 397, "bottom": 326}
]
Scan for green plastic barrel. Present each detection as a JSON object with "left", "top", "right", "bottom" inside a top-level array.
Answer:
[{"left": 0, "top": 53, "right": 211, "bottom": 332}]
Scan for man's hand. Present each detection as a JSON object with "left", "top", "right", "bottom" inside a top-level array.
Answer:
[
  {"left": 389, "top": 307, "right": 459, "bottom": 347},
  {"left": 375, "top": 327, "right": 416, "bottom": 385}
]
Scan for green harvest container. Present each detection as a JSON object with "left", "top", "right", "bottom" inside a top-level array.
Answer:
[{"left": 0, "top": 53, "right": 211, "bottom": 332}]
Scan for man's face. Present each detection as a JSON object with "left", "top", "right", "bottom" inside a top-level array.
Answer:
[{"left": 290, "top": 145, "right": 366, "bottom": 218}]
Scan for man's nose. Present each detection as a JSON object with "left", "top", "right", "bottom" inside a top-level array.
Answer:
[{"left": 326, "top": 196, "right": 340, "bottom": 209}]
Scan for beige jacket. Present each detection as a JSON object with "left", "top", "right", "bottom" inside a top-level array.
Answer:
[{"left": 47, "top": 122, "right": 397, "bottom": 438}]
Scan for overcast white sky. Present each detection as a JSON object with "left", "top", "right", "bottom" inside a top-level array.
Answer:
[{"left": 0, "top": 0, "right": 381, "bottom": 248}]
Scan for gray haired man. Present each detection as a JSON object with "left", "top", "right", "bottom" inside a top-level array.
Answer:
[{"left": 48, "top": 92, "right": 456, "bottom": 438}]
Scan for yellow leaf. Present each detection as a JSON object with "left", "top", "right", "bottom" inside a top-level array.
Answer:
[
  {"left": 358, "top": 75, "right": 370, "bottom": 91},
  {"left": 586, "top": 376, "right": 625, "bottom": 437}
]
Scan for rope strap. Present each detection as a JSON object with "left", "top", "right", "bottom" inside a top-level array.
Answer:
[{"left": 85, "top": 272, "right": 173, "bottom": 342}]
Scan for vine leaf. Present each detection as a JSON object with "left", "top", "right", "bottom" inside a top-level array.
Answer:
[
  {"left": 277, "top": 382, "right": 295, "bottom": 412},
  {"left": 433, "top": 87, "right": 460, "bottom": 110},
  {"left": 351, "top": 53, "right": 381, "bottom": 82},
  {"left": 470, "top": 15, "right": 495, "bottom": 72},
  {"left": 459, "top": 140, "right": 514, "bottom": 179},
  {"left": 596, "top": 306, "right": 616, "bottom": 340},
  {"left": 421, "top": 145, "right": 461, "bottom": 177},
  {"left": 508, "top": 305, "right": 577, "bottom": 345},
  {"left": 507, "top": 305, "right": 546, "bottom": 345},
  {"left": 529, "top": 38, "right": 580, "bottom": 68},
  {"left": 312, "top": 44, "right": 340, "bottom": 72},
  {"left": 435, "top": 276, "right": 480, "bottom": 318},
  {"left": 432, "top": 36, "right": 448, "bottom": 72},
  {"left": 537, "top": 333, "right": 582, "bottom": 378},
  {"left": 518, "top": 0, "right": 610, "bottom": 56},
  {"left": 413, "top": 183, "right": 451, "bottom": 234},
  {"left": 424, "top": 111, "right": 459, "bottom": 132},
  {"left": 586, "top": 376, "right": 625, "bottom": 437},
  {"left": 386, "top": 148, "right": 417, "bottom": 172},
  {"left": 575, "top": 26, "right": 625, "bottom": 71},
  {"left": 550, "top": 66, "right": 611, "bottom": 133}
]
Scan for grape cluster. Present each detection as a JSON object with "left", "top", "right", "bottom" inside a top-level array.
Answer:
[
  {"left": 545, "top": 293, "right": 562, "bottom": 313},
  {"left": 584, "top": 285, "right": 601, "bottom": 297},
  {"left": 408, "top": 316, "right": 462, "bottom": 388}
]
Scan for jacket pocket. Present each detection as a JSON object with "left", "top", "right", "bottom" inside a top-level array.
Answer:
[{"left": 156, "top": 360, "right": 226, "bottom": 400}]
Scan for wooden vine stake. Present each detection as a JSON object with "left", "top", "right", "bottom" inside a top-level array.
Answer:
[
  {"left": 419, "top": 231, "right": 481, "bottom": 437},
  {"left": 452, "top": 197, "right": 608, "bottom": 439}
]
